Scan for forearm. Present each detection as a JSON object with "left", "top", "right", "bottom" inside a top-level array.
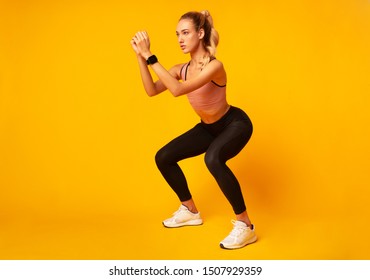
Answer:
[
  {"left": 136, "top": 55, "right": 160, "bottom": 97},
  {"left": 148, "top": 58, "right": 183, "bottom": 97}
]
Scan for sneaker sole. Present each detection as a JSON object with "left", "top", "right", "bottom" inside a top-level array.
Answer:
[
  {"left": 162, "top": 219, "right": 203, "bottom": 228},
  {"left": 220, "top": 235, "right": 258, "bottom": 250}
]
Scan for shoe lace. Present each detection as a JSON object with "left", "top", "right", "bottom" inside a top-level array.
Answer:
[
  {"left": 229, "top": 220, "right": 247, "bottom": 237},
  {"left": 172, "top": 206, "right": 188, "bottom": 217}
]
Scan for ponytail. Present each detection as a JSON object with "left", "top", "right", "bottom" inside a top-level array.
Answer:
[{"left": 201, "top": 10, "right": 219, "bottom": 62}]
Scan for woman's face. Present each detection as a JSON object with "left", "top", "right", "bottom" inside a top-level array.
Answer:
[{"left": 176, "top": 19, "right": 203, "bottom": 54}]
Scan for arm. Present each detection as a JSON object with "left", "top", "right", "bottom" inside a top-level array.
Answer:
[
  {"left": 132, "top": 31, "right": 224, "bottom": 97},
  {"left": 134, "top": 53, "right": 166, "bottom": 97},
  {"left": 149, "top": 58, "right": 224, "bottom": 97},
  {"left": 131, "top": 35, "right": 179, "bottom": 97}
]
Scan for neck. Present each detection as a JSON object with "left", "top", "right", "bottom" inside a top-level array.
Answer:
[{"left": 189, "top": 45, "right": 208, "bottom": 67}]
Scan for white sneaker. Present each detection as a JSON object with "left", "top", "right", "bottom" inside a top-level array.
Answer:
[
  {"left": 163, "top": 205, "right": 203, "bottom": 228},
  {"left": 220, "top": 220, "right": 257, "bottom": 249}
]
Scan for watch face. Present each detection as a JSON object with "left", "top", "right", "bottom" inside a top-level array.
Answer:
[{"left": 147, "top": 55, "right": 158, "bottom": 65}]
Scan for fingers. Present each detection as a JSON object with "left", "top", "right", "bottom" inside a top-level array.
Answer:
[
  {"left": 132, "top": 31, "right": 148, "bottom": 41},
  {"left": 138, "top": 31, "right": 148, "bottom": 38},
  {"left": 131, "top": 31, "right": 150, "bottom": 57},
  {"left": 136, "top": 31, "right": 144, "bottom": 40}
]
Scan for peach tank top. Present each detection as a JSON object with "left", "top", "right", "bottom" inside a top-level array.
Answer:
[{"left": 180, "top": 62, "right": 227, "bottom": 112}]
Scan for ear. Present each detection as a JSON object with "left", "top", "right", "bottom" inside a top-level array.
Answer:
[{"left": 198, "top": 28, "right": 205, "bottom": 40}]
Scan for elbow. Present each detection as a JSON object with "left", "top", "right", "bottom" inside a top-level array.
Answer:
[
  {"left": 145, "top": 88, "right": 158, "bottom": 97},
  {"left": 147, "top": 91, "right": 156, "bottom": 97},
  {"left": 171, "top": 91, "right": 181, "bottom": 97},
  {"left": 170, "top": 85, "right": 184, "bottom": 97}
]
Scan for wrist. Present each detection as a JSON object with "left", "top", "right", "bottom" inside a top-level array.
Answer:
[
  {"left": 146, "top": 54, "right": 158, "bottom": 65},
  {"left": 137, "top": 54, "right": 145, "bottom": 62},
  {"left": 142, "top": 52, "right": 152, "bottom": 60}
]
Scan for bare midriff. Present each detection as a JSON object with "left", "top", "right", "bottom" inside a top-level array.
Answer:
[{"left": 194, "top": 103, "right": 231, "bottom": 124}]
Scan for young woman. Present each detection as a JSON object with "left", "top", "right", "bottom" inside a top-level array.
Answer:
[{"left": 131, "top": 10, "right": 257, "bottom": 249}]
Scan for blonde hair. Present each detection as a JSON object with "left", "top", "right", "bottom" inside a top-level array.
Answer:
[{"left": 179, "top": 10, "right": 219, "bottom": 68}]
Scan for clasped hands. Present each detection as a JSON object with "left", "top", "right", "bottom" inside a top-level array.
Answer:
[{"left": 131, "top": 31, "right": 152, "bottom": 60}]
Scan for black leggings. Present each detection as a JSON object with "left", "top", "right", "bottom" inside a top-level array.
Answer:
[{"left": 155, "top": 106, "right": 253, "bottom": 215}]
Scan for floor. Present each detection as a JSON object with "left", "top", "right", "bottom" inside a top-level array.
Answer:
[{"left": 0, "top": 198, "right": 366, "bottom": 260}]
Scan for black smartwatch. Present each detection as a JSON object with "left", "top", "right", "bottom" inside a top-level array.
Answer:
[{"left": 146, "top": 55, "right": 158, "bottom": 65}]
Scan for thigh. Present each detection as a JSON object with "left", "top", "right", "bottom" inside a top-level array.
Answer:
[
  {"left": 207, "top": 120, "right": 253, "bottom": 162},
  {"left": 159, "top": 123, "right": 215, "bottom": 162}
]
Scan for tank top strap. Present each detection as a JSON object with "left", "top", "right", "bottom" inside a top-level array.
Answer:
[{"left": 180, "top": 62, "right": 190, "bottom": 80}]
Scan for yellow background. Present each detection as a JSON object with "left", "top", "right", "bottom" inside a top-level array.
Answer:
[{"left": 1, "top": 0, "right": 369, "bottom": 259}]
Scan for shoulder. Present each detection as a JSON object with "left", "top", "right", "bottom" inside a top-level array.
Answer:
[
  {"left": 210, "top": 57, "right": 223, "bottom": 65},
  {"left": 204, "top": 58, "right": 226, "bottom": 78},
  {"left": 206, "top": 58, "right": 225, "bottom": 71},
  {"left": 168, "top": 62, "right": 188, "bottom": 79},
  {"left": 206, "top": 58, "right": 226, "bottom": 85}
]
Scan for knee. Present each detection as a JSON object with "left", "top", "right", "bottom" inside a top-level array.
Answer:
[
  {"left": 204, "top": 152, "right": 222, "bottom": 174},
  {"left": 155, "top": 147, "right": 172, "bottom": 168},
  {"left": 155, "top": 149, "right": 165, "bottom": 167}
]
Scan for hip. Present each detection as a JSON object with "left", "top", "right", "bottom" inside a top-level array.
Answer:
[{"left": 200, "top": 105, "right": 253, "bottom": 136}]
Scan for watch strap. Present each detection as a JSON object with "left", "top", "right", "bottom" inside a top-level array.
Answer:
[{"left": 146, "top": 55, "right": 158, "bottom": 65}]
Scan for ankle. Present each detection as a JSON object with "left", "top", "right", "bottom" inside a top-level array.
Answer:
[
  {"left": 235, "top": 212, "right": 252, "bottom": 227},
  {"left": 182, "top": 204, "right": 198, "bottom": 214},
  {"left": 236, "top": 219, "right": 252, "bottom": 228}
]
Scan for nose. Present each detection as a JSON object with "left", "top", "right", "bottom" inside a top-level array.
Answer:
[{"left": 178, "top": 34, "right": 183, "bottom": 43}]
